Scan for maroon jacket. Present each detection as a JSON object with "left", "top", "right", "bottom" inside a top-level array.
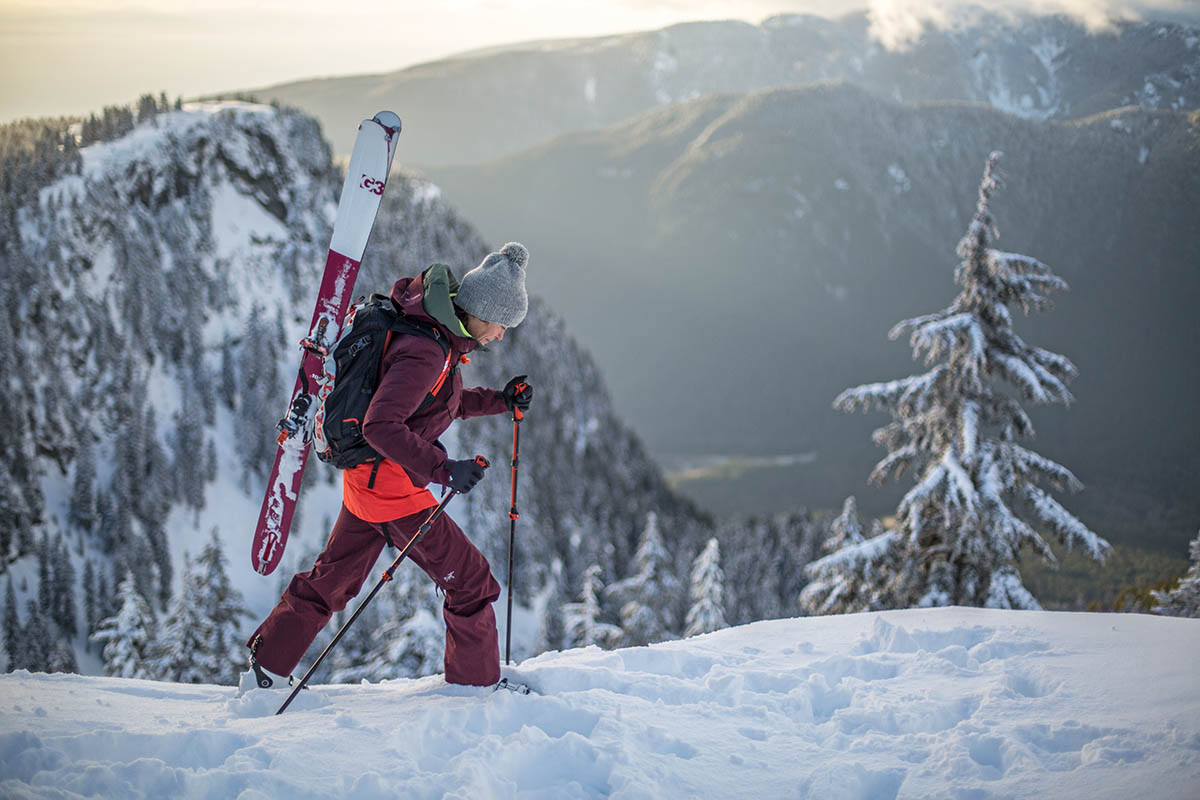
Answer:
[{"left": 343, "top": 271, "right": 507, "bottom": 522}]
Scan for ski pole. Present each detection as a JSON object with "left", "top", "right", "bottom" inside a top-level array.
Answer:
[
  {"left": 504, "top": 392, "right": 526, "bottom": 666},
  {"left": 276, "top": 456, "right": 489, "bottom": 716}
]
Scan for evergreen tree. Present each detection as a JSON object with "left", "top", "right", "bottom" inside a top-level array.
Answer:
[
  {"left": 151, "top": 559, "right": 214, "bottom": 682},
  {"left": 173, "top": 384, "right": 207, "bottom": 508},
  {"left": 36, "top": 533, "right": 52, "bottom": 614},
  {"left": 205, "top": 439, "right": 218, "bottom": 483},
  {"left": 235, "top": 305, "right": 283, "bottom": 479},
  {"left": 4, "top": 578, "right": 21, "bottom": 671},
  {"left": 194, "top": 529, "right": 252, "bottom": 685},
  {"left": 801, "top": 499, "right": 894, "bottom": 615},
  {"left": 331, "top": 571, "right": 444, "bottom": 682},
  {"left": 82, "top": 560, "right": 97, "bottom": 651},
  {"left": 137, "top": 94, "right": 158, "bottom": 125},
  {"left": 564, "top": 564, "right": 621, "bottom": 649},
  {"left": 684, "top": 538, "right": 727, "bottom": 637},
  {"left": 68, "top": 436, "right": 97, "bottom": 533},
  {"left": 96, "top": 568, "right": 114, "bottom": 628},
  {"left": 51, "top": 536, "right": 77, "bottom": 638},
  {"left": 22, "top": 601, "right": 54, "bottom": 673},
  {"left": 48, "top": 640, "right": 78, "bottom": 674},
  {"left": 826, "top": 152, "right": 1109, "bottom": 611},
  {"left": 91, "top": 571, "right": 156, "bottom": 679},
  {"left": 607, "top": 512, "right": 683, "bottom": 646},
  {"left": 1153, "top": 531, "right": 1200, "bottom": 617},
  {"left": 94, "top": 491, "right": 116, "bottom": 553},
  {"left": 535, "top": 560, "right": 567, "bottom": 654},
  {"left": 327, "top": 599, "right": 386, "bottom": 683},
  {"left": 220, "top": 338, "right": 237, "bottom": 410}
]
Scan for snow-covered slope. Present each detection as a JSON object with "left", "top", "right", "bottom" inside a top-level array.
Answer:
[{"left": 2, "top": 608, "right": 1197, "bottom": 798}]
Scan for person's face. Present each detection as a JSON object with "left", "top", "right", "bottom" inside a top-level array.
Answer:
[{"left": 465, "top": 314, "right": 507, "bottom": 345}]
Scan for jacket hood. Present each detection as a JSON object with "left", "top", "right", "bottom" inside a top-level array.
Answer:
[{"left": 389, "top": 264, "right": 477, "bottom": 352}]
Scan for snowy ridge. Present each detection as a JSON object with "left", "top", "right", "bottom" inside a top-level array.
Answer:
[{"left": 2, "top": 608, "right": 1198, "bottom": 797}]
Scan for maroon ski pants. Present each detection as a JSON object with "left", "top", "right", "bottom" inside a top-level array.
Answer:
[{"left": 247, "top": 504, "right": 501, "bottom": 686}]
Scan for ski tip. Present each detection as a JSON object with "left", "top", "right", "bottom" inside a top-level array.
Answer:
[{"left": 372, "top": 111, "right": 402, "bottom": 135}]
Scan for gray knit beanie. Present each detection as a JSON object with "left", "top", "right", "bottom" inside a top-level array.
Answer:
[{"left": 455, "top": 242, "right": 529, "bottom": 328}]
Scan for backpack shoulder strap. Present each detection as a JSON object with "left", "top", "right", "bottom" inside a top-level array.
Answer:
[{"left": 379, "top": 314, "right": 455, "bottom": 408}]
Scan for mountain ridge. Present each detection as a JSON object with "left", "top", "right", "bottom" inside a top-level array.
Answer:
[{"left": 242, "top": 10, "right": 1200, "bottom": 165}]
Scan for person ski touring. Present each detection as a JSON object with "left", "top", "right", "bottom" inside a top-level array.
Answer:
[{"left": 243, "top": 243, "right": 534, "bottom": 691}]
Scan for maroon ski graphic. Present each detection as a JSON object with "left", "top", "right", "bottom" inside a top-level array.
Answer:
[{"left": 251, "top": 111, "right": 402, "bottom": 575}]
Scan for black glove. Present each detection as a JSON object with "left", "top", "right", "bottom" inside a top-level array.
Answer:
[
  {"left": 502, "top": 375, "right": 533, "bottom": 413},
  {"left": 445, "top": 458, "right": 486, "bottom": 494}
]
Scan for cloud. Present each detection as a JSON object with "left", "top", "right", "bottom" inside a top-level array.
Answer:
[{"left": 866, "top": 0, "right": 1200, "bottom": 50}]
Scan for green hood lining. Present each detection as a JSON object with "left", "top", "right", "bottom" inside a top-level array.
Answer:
[{"left": 422, "top": 263, "right": 474, "bottom": 340}]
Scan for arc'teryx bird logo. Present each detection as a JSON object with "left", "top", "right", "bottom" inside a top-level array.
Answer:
[
  {"left": 443, "top": 571, "right": 455, "bottom": 583},
  {"left": 360, "top": 174, "right": 384, "bottom": 195}
]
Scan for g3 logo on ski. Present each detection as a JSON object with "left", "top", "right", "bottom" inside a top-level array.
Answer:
[{"left": 360, "top": 174, "right": 384, "bottom": 195}]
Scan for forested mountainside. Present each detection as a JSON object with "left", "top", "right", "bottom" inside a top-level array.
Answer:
[{"left": 0, "top": 103, "right": 826, "bottom": 679}]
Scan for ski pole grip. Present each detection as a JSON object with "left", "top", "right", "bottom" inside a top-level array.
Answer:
[
  {"left": 512, "top": 381, "right": 529, "bottom": 421},
  {"left": 474, "top": 455, "right": 490, "bottom": 469}
]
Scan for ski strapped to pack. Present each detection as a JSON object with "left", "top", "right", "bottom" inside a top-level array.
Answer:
[{"left": 290, "top": 293, "right": 459, "bottom": 470}]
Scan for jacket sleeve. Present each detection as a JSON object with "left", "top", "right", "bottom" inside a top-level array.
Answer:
[
  {"left": 458, "top": 386, "right": 509, "bottom": 419},
  {"left": 362, "top": 338, "right": 452, "bottom": 486}
]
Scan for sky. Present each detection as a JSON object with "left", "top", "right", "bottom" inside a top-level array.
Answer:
[{"left": 1, "top": 0, "right": 1196, "bottom": 123}]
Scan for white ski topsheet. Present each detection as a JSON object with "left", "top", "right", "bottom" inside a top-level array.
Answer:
[
  {"left": 328, "top": 117, "right": 392, "bottom": 262},
  {"left": 2, "top": 608, "right": 1198, "bottom": 798}
]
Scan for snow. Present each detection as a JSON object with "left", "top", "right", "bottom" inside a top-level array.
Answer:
[{"left": 2, "top": 608, "right": 1198, "bottom": 798}]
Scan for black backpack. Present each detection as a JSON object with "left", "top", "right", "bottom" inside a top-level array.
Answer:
[{"left": 310, "top": 294, "right": 454, "bottom": 470}]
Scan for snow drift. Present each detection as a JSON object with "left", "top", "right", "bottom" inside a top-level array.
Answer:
[{"left": 1, "top": 608, "right": 1197, "bottom": 798}]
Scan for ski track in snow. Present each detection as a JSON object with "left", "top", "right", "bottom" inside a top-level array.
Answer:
[{"left": 1, "top": 608, "right": 1198, "bottom": 799}]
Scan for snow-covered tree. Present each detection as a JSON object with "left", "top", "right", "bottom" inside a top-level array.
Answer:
[
  {"left": 1153, "top": 531, "right": 1200, "bottom": 617},
  {"left": 801, "top": 498, "right": 895, "bottom": 615},
  {"left": 47, "top": 640, "right": 77, "bottom": 674},
  {"left": 36, "top": 534, "right": 52, "bottom": 615},
  {"left": 826, "top": 152, "right": 1108, "bottom": 611},
  {"left": 684, "top": 538, "right": 728, "bottom": 637},
  {"left": 608, "top": 513, "right": 682, "bottom": 646},
  {"left": 82, "top": 561, "right": 97, "bottom": 649},
  {"left": 21, "top": 602, "right": 54, "bottom": 673},
  {"left": 535, "top": 560, "right": 568, "bottom": 654},
  {"left": 3, "top": 579, "right": 20, "bottom": 671},
  {"left": 564, "top": 564, "right": 621, "bottom": 649},
  {"left": 194, "top": 530, "right": 252, "bottom": 685},
  {"left": 173, "top": 386, "right": 207, "bottom": 509},
  {"left": 151, "top": 559, "right": 214, "bottom": 683},
  {"left": 329, "top": 568, "right": 444, "bottom": 683},
  {"left": 91, "top": 571, "right": 156, "bottom": 679},
  {"left": 51, "top": 536, "right": 77, "bottom": 638},
  {"left": 67, "top": 437, "right": 97, "bottom": 533}
]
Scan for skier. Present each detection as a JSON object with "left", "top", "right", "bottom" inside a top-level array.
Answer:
[{"left": 242, "top": 243, "right": 534, "bottom": 691}]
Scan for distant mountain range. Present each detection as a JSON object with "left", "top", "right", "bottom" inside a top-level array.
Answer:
[{"left": 248, "top": 11, "right": 1200, "bottom": 165}]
